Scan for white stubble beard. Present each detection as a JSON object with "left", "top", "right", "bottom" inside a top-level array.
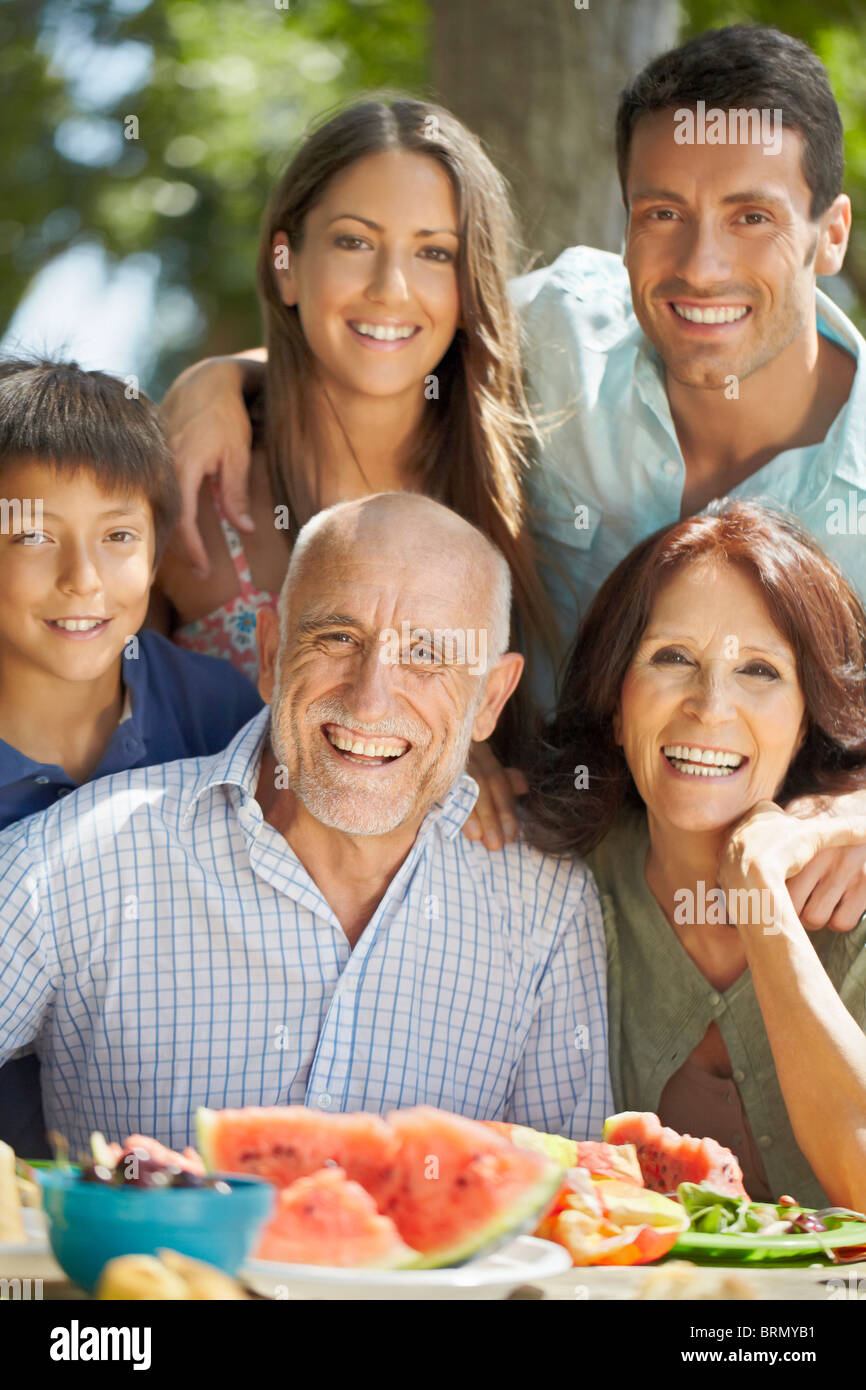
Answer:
[{"left": 268, "top": 685, "right": 484, "bottom": 836}]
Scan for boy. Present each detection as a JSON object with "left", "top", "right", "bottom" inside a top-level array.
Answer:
[{"left": 0, "top": 357, "right": 263, "bottom": 1156}]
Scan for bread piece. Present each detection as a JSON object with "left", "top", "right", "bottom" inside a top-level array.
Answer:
[{"left": 0, "top": 1141, "right": 26, "bottom": 1244}]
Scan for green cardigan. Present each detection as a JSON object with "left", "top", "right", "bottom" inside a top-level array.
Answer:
[{"left": 586, "top": 809, "right": 866, "bottom": 1208}]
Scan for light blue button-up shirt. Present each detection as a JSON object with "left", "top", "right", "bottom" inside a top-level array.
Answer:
[
  {"left": 0, "top": 707, "right": 612, "bottom": 1155},
  {"left": 512, "top": 247, "right": 866, "bottom": 706}
]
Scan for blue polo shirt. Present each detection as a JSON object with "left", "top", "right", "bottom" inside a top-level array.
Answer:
[
  {"left": 0, "top": 629, "right": 264, "bottom": 831},
  {"left": 0, "top": 629, "right": 263, "bottom": 1156}
]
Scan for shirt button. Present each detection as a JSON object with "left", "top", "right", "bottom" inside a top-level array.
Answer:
[
  {"left": 733, "top": 1069, "right": 746, "bottom": 1084},
  {"left": 758, "top": 1134, "right": 773, "bottom": 1150},
  {"left": 709, "top": 991, "right": 722, "bottom": 1006},
  {"left": 316, "top": 1092, "right": 332, "bottom": 1110},
  {"left": 663, "top": 460, "right": 679, "bottom": 478},
  {"left": 726, "top": 1090, "right": 735, "bottom": 1106},
  {"left": 732, "top": 1131, "right": 743, "bottom": 1147},
  {"left": 56, "top": 787, "right": 71, "bottom": 798},
  {"left": 34, "top": 776, "right": 50, "bottom": 785}
]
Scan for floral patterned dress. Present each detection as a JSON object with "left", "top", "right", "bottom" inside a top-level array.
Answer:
[{"left": 173, "top": 479, "right": 280, "bottom": 682}]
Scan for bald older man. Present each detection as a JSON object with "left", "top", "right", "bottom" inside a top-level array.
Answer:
[{"left": 0, "top": 494, "right": 611, "bottom": 1153}]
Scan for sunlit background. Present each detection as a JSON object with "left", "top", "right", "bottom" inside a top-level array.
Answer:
[{"left": 2, "top": 0, "right": 864, "bottom": 399}]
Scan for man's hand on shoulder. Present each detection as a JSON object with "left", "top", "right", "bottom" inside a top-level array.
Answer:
[{"left": 784, "top": 791, "right": 866, "bottom": 931}]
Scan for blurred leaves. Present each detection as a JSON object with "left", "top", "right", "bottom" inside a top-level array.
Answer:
[
  {"left": 2, "top": 0, "right": 864, "bottom": 391},
  {"left": 0, "top": 0, "right": 429, "bottom": 392}
]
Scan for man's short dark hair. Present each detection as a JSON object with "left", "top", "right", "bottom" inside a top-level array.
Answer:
[
  {"left": 0, "top": 358, "right": 180, "bottom": 560},
  {"left": 616, "top": 24, "right": 844, "bottom": 220}
]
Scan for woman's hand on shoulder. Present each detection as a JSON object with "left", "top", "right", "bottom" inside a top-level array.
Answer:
[
  {"left": 719, "top": 797, "right": 866, "bottom": 932},
  {"left": 160, "top": 355, "right": 258, "bottom": 576},
  {"left": 461, "top": 740, "right": 528, "bottom": 851}
]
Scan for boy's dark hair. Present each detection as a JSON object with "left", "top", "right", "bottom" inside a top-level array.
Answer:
[
  {"left": 0, "top": 358, "right": 180, "bottom": 561},
  {"left": 616, "top": 24, "right": 844, "bottom": 220}
]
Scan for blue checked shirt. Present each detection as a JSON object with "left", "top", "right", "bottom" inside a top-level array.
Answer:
[{"left": 0, "top": 708, "right": 612, "bottom": 1154}]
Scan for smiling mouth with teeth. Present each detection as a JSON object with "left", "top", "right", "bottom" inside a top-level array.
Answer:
[
  {"left": 671, "top": 303, "right": 750, "bottom": 326},
  {"left": 349, "top": 321, "right": 420, "bottom": 342},
  {"left": 47, "top": 617, "right": 109, "bottom": 632},
  {"left": 662, "top": 744, "right": 746, "bottom": 778},
  {"left": 323, "top": 722, "right": 411, "bottom": 767}
]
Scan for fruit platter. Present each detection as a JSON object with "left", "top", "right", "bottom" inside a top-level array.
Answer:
[
  {"left": 3, "top": 1106, "right": 866, "bottom": 1299},
  {"left": 495, "top": 1112, "right": 866, "bottom": 1270}
]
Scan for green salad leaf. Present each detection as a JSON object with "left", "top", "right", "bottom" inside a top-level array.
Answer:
[
  {"left": 677, "top": 1183, "right": 789, "bottom": 1234},
  {"left": 676, "top": 1182, "right": 866, "bottom": 1239}
]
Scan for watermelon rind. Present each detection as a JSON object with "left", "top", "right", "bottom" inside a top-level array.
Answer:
[
  {"left": 602, "top": 1111, "right": 643, "bottom": 1144},
  {"left": 359, "top": 1244, "right": 422, "bottom": 1271},
  {"left": 260, "top": 1236, "right": 422, "bottom": 1272},
  {"left": 506, "top": 1124, "right": 579, "bottom": 1169},
  {"left": 196, "top": 1108, "right": 218, "bottom": 1172},
  {"left": 409, "top": 1163, "right": 566, "bottom": 1270}
]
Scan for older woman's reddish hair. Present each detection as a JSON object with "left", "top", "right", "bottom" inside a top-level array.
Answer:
[{"left": 527, "top": 501, "right": 866, "bottom": 857}]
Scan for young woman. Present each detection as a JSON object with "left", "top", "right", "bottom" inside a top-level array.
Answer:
[
  {"left": 527, "top": 502, "right": 866, "bottom": 1209},
  {"left": 154, "top": 96, "right": 559, "bottom": 835}
]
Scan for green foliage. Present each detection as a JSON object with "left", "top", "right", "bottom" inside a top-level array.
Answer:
[
  {"left": 1, "top": 0, "right": 429, "bottom": 393},
  {"left": 4, "top": 0, "right": 865, "bottom": 391},
  {"left": 681, "top": 0, "right": 866, "bottom": 328}
]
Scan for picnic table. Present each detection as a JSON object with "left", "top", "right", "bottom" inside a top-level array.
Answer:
[{"left": 4, "top": 1239, "right": 863, "bottom": 1300}]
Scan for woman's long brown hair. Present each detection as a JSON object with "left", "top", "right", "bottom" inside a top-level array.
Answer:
[{"left": 255, "top": 95, "right": 559, "bottom": 756}]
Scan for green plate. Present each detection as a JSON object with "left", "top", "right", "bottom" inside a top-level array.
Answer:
[{"left": 670, "top": 1220, "right": 866, "bottom": 1266}]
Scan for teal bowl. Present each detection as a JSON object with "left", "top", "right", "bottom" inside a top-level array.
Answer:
[{"left": 37, "top": 1167, "right": 275, "bottom": 1294}]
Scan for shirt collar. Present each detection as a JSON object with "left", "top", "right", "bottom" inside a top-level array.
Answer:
[
  {"left": 813, "top": 285, "right": 866, "bottom": 488},
  {"left": 631, "top": 283, "right": 866, "bottom": 485},
  {"left": 0, "top": 739, "right": 56, "bottom": 789},
  {"left": 120, "top": 637, "right": 149, "bottom": 733},
  {"left": 632, "top": 327, "right": 670, "bottom": 422},
  {"left": 181, "top": 706, "right": 481, "bottom": 839},
  {"left": 0, "top": 642, "right": 148, "bottom": 791},
  {"left": 118, "top": 686, "right": 133, "bottom": 724},
  {"left": 416, "top": 772, "right": 480, "bottom": 841},
  {"left": 182, "top": 706, "right": 271, "bottom": 823}
]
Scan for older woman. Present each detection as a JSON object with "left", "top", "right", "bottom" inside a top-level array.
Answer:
[{"left": 528, "top": 501, "right": 866, "bottom": 1210}]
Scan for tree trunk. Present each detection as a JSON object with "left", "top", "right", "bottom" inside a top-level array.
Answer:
[{"left": 429, "top": 0, "right": 679, "bottom": 265}]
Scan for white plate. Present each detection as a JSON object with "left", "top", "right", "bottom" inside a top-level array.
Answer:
[{"left": 241, "top": 1234, "right": 571, "bottom": 1300}]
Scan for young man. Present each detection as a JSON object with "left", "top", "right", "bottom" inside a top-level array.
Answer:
[
  {"left": 0, "top": 358, "right": 263, "bottom": 1155},
  {"left": 513, "top": 24, "right": 861, "bottom": 679},
  {"left": 0, "top": 494, "right": 611, "bottom": 1154}
]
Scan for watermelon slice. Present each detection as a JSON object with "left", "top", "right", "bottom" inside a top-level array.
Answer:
[
  {"left": 603, "top": 1112, "right": 748, "bottom": 1197},
  {"left": 197, "top": 1107, "right": 399, "bottom": 1192},
  {"left": 254, "top": 1167, "right": 420, "bottom": 1269},
  {"left": 198, "top": 1104, "right": 564, "bottom": 1270},
  {"left": 485, "top": 1123, "right": 643, "bottom": 1185},
  {"left": 371, "top": 1107, "right": 564, "bottom": 1269}
]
